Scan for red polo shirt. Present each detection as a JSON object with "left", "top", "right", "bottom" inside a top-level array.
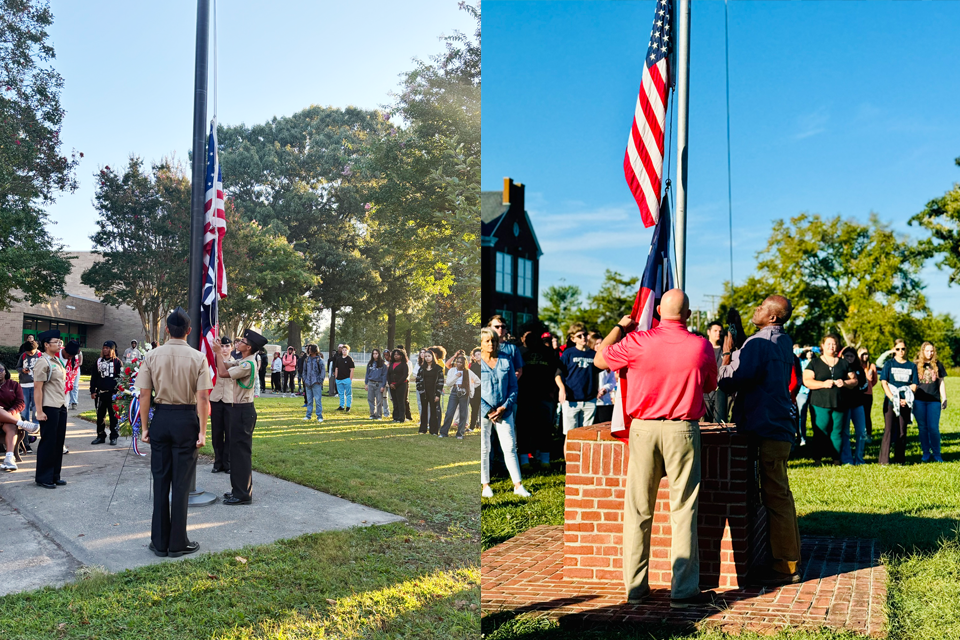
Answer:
[{"left": 601, "top": 320, "right": 717, "bottom": 421}]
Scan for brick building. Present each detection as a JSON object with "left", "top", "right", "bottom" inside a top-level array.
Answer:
[
  {"left": 481, "top": 178, "right": 543, "bottom": 335},
  {"left": 0, "top": 252, "right": 147, "bottom": 349}
]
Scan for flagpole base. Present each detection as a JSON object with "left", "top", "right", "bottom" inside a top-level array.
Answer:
[{"left": 188, "top": 489, "right": 218, "bottom": 507}]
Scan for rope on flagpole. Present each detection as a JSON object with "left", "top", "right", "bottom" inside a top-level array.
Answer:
[
  {"left": 213, "top": 0, "right": 218, "bottom": 121},
  {"left": 724, "top": 0, "right": 734, "bottom": 289}
]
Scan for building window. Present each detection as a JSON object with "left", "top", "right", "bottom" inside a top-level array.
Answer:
[
  {"left": 517, "top": 258, "right": 533, "bottom": 298},
  {"left": 496, "top": 251, "right": 513, "bottom": 294},
  {"left": 22, "top": 317, "right": 88, "bottom": 348},
  {"left": 517, "top": 312, "right": 532, "bottom": 329}
]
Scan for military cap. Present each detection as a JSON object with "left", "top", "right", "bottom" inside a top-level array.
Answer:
[
  {"left": 64, "top": 340, "right": 81, "bottom": 356},
  {"left": 37, "top": 329, "right": 61, "bottom": 346},
  {"left": 243, "top": 329, "right": 268, "bottom": 352}
]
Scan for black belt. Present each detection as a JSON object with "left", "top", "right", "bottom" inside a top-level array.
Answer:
[{"left": 154, "top": 404, "right": 197, "bottom": 411}]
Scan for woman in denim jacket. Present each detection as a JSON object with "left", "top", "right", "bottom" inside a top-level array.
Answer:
[
  {"left": 364, "top": 349, "right": 389, "bottom": 419},
  {"left": 480, "top": 327, "right": 530, "bottom": 498}
]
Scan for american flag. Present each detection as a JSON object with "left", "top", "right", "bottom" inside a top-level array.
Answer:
[
  {"left": 200, "top": 120, "right": 227, "bottom": 384},
  {"left": 624, "top": 0, "right": 673, "bottom": 228},
  {"left": 609, "top": 195, "right": 675, "bottom": 440}
]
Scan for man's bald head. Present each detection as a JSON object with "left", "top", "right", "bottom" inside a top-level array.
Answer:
[
  {"left": 763, "top": 295, "right": 792, "bottom": 324},
  {"left": 658, "top": 289, "right": 690, "bottom": 321}
]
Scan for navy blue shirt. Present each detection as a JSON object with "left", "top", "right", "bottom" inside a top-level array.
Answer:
[
  {"left": 880, "top": 359, "right": 918, "bottom": 389},
  {"left": 557, "top": 347, "right": 599, "bottom": 402}
]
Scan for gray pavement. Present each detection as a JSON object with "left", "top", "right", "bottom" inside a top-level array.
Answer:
[{"left": 0, "top": 390, "right": 404, "bottom": 591}]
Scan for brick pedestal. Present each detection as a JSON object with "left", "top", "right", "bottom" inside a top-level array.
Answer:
[{"left": 564, "top": 423, "right": 768, "bottom": 590}]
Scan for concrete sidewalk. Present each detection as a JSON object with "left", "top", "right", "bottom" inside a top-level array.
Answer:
[{"left": 0, "top": 391, "right": 404, "bottom": 591}]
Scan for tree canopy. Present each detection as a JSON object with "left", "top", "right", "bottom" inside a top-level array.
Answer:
[
  {"left": 0, "top": 0, "right": 78, "bottom": 308},
  {"left": 910, "top": 156, "right": 960, "bottom": 287}
]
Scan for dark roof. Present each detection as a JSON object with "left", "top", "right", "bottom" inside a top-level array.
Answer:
[{"left": 481, "top": 191, "right": 509, "bottom": 224}]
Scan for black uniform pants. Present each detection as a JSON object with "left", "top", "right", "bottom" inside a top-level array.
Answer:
[
  {"left": 390, "top": 382, "right": 407, "bottom": 423},
  {"left": 469, "top": 391, "right": 481, "bottom": 430},
  {"left": 271, "top": 371, "right": 281, "bottom": 391},
  {"left": 35, "top": 405, "right": 67, "bottom": 485},
  {"left": 96, "top": 390, "right": 118, "bottom": 438},
  {"left": 259, "top": 368, "right": 266, "bottom": 391},
  {"left": 210, "top": 400, "right": 230, "bottom": 472},
  {"left": 880, "top": 400, "right": 909, "bottom": 465},
  {"left": 150, "top": 405, "right": 199, "bottom": 552},
  {"left": 419, "top": 393, "right": 441, "bottom": 434},
  {"left": 228, "top": 402, "right": 256, "bottom": 501}
]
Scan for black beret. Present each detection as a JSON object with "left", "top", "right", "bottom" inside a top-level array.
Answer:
[
  {"left": 166, "top": 306, "right": 190, "bottom": 330},
  {"left": 243, "top": 329, "right": 268, "bottom": 352},
  {"left": 220, "top": 337, "right": 233, "bottom": 346},
  {"left": 37, "top": 329, "right": 61, "bottom": 345}
]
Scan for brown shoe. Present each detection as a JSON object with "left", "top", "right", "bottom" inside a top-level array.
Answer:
[{"left": 670, "top": 590, "right": 716, "bottom": 609}]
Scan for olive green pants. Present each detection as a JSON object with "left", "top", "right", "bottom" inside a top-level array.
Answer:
[
  {"left": 756, "top": 438, "right": 802, "bottom": 576},
  {"left": 623, "top": 419, "right": 701, "bottom": 599}
]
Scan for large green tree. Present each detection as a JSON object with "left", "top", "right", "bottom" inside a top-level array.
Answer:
[
  {"left": 540, "top": 283, "right": 582, "bottom": 336},
  {"left": 0, "top": 0, "right": 78, "bottom": 308},
  {"left": 910, "top": 156, "right": 960, "bottom": 286},
  {"left": 81, "top": 158, "right": 190, "bottom": 342},
  {"left": 718, "top": 213, "right": 956, "bottom": 364}
]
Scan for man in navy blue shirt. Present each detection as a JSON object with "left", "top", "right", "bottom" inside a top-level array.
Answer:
[{"left": 555, "top": 323, "right": 599, "bottom": 435}]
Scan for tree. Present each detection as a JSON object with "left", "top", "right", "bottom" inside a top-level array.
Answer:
[
  {"left": 540, "top": 283, "right": 582, "bottom": 335},
  {"left": 910, "top": 156, "right": 960, "bottom": 286},
  {"left": 717, "top": 213, "right": 952, "bottom": 362},
  {"left": 81, "top": 158, "right": 190, "bottom": 342},
  {"left": 0, "top": 0, "right": 79, "bottom": 308},
  {"left": 576, "top": 270, "right": 639, "bottom": 334}
]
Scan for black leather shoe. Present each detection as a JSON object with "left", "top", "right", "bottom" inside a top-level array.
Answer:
[
  {"left": 109, "top": 437, "right": 118, "bottom": 445},
  {"left": 223, "top": 496, "right": 252, "bottom": 505},
  {"left": 211, "top": 467, "right": 222, "bottom": 473},
  {"left": 148, "top": 542, "right": 168, "bottom": 557},
  {"left": 167, "top": 541, "right": 200, "bottom": 558},
  {"left": 670, "top": 590, "right": 716, "bottom": 609},
  {"left": 35, "top": 481, "right": 56, "bottom": 489},
  {"left": 223, "top": 492, "right": 233, "bottom": 499},
  {"left": 54, "top": 479, "right": 66, "bottom": 486},
  {"left": 91, "top": 437, "right": 106, "bottom": 445}
]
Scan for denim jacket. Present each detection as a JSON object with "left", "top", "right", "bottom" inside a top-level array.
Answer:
[
  {"left": 365, "top": 362, "right": 388, "bottom": 386},
  {"left": 302, "top": 356, "right": 325, "bottom": 387},
  {"left": 480, "top": 354, "right": 517, "bottom": 417},
  {"left": 718, "top": 324, "right": 796, "bottom": 443}
]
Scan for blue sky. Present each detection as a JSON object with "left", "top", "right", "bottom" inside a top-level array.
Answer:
[
  {"left": 44, "top": 0, "right": 474, "bottom": 250},
  {"left": 482, "top": 0, "right": 960, "bottom": 319}
]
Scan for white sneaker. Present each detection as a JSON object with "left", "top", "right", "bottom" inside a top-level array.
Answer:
[
  {"left": 19, "top": 421, "right": 39, "bottom": 434},
  {"left": 317, "top": 417, "right": 324, "bottom": 423},
  {"left": 481, "top": 486, "right": 493, "bottom": 498},
  {"left": 303, "top": 417, "right": 312, "bottom": 421},
  {"left": 513, "top": 485, "right": 532, "bottom": 498},
  {"left": 1, "top": 454, "right": 16, "bottom": 471}
]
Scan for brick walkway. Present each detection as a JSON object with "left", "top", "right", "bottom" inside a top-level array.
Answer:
[{"left": 482, "top": 526, "right": 886, "bottom": 637}]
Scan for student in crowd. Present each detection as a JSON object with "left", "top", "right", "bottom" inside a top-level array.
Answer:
[
  {"left": 281, "top": 346, "right": 298, "bottom": 393},
  {"left": 258, "top": 349, "right": 268, "bottom": 392},
  {"left": 388, "top": 348, "right": 409, "bottom": 423},
  {"left": 794, "top": 348, "right": 814, "bottom": 445},
  {"left": 480, "top": 327, "right": 530, "bottom": 498},
  {"left": 1, "top": 362, "right": 38, "bottom": 471},
  {"left": 859, "top": 348, "right": 878, "bottom": 440},
  {"left": 555, "top": 323, "right": 599, "bottom": 435},
  {"left": 803, "top": 334, "right": 857, "bottom": 465},
  {"left": 334, "top": 344, "right": 356, "bottom": 413},
  {"left": 839, "top": 346, "right": 869, "bottom": 465},
  {"left": 516, "top": 325, "right": 560, "bottom": 467},
  {"left": 296, "top": 348, "right": 306, "bottom": 394},
  {"left": 123, "top": 340, "right": 143, "bottom": 364},
  {"left": 879, "top": 339, "right": 919, "bottom": 465},
  {"left": 913, "top": 341, "right": 947, "bottom": 463},
  {"left": 380, "top": 346, "right": 392, "bottom": 419},
  {"left": 16, "top": 339, "right": 41, "bottom": 426},
  {"left": 62, "top": 340, "right": 83, "bottom": 410},
  {"left": 271, "top": 351, "right": 282, "bottom": 391},
  {"left": 468, "top": 348, "right": 482, "bottom": 432},
  {"left": 440, "top": 353, "right": 480, "bottom": 439},
  {"left": 301, "top": 344, "right": 326, "bottom": 422},
  {"left": 364, "top": 348, "right": 389, "bottom": 420},
  {"left": 412, "top": 349, "right": 426, "bottom": 414},
  {"left": 595, "top": 367, "right": 617, "bottom": 424},
  {"left": 90, "top": 340, "right": 122, "bottom": 446},
  {"left": 416, "top": 350, "right": 444, "bottom": 434}
]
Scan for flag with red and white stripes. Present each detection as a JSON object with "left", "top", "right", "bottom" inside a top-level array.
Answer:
[
  {"left": 200, "top": 120, "right": 227, "bottom": 384},
  {"left": 624, "top": 0, "right": 673, "bottom": 228}
]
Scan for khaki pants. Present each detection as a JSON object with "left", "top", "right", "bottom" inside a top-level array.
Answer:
[
  {"left": 623, "top": 419, "right": 701, "bottom": 599},
  {"left": 757, "top": 438, "right": 801, "bottom": 575}
]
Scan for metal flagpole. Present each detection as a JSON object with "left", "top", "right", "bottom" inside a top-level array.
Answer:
[
  {"left": 674, "top": 0, "right": 691, "bottom": 289},
  {"left": 187, "top": 0, "right": 216, "bottom": 507}
]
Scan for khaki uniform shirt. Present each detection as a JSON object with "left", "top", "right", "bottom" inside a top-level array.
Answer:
[
  {"left": 210, "top": 371, "right": 235, "bottom": 404},
  {"left": 135, "top": 339, "right": 213, "bottom": 404},
  {"left": 33, "top": 354, "right": 67, "bottom": 409},
  {"left": 227, "top": 355, "right": 257, "bottom": 404}
]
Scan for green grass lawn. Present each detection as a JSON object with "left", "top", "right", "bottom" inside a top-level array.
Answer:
[
  {"left": 482, "top": 378, "right": 960, "bottom": 640},
  {"left": 3, "top": 381, "right": 479, "bottom": 640}
]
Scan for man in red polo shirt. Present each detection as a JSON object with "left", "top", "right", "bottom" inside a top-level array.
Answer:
[{"left": 594, "top": 289, "right": 718, "bottom": 609}]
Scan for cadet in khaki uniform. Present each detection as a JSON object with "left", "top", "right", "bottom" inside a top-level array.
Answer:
[
  {"left": 33, "top": 330, "right": 68, "bottom": 489},
  {"left": 216, "top": 329, "right": 267, "bottom": 505},
  {"left": 137, "top": 308, "right": 213, "bottom": 557},
  {"left": 209, "top": 337, "right": 234, "bottom": 474}
]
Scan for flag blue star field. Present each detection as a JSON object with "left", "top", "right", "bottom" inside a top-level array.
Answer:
[{"left": 200, "top": 120, "right": 226, "bottom": 383}]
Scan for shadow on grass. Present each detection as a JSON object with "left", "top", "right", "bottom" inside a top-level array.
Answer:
[{"left": 799, "top": 510, "right": 960, "bottom": 555}]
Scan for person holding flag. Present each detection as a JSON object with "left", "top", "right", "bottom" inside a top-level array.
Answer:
[{"left": 199, "top": 120, "right": 227, "bottom": 396}]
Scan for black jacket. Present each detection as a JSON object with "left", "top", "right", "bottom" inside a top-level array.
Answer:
[{"left": 91, "top": 357, "right": 122, "bottom": 393}]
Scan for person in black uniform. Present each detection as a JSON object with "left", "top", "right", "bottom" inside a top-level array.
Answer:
[
  {"left": 217, "top": 328, "right": 268, "bottom": 505},
  {"left": 33, "top": 330, "right": 68, "bottom": 489},
  {"left": 90, "top": 341, "right": 122, "bottom": 445},
  {"left": 137, "top": 308, "right": 213, "bottom": 557},
  {"left": 209, "top": 337, "right": 234, "bottom": 474}
]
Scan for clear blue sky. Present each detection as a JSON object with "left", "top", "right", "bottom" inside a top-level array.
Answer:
[
  {"left": 44, "top": 0, "right": 475, "bottom": 250},
  {"left": 483, "top": 0, "right": 960, "bottom": 320}
]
